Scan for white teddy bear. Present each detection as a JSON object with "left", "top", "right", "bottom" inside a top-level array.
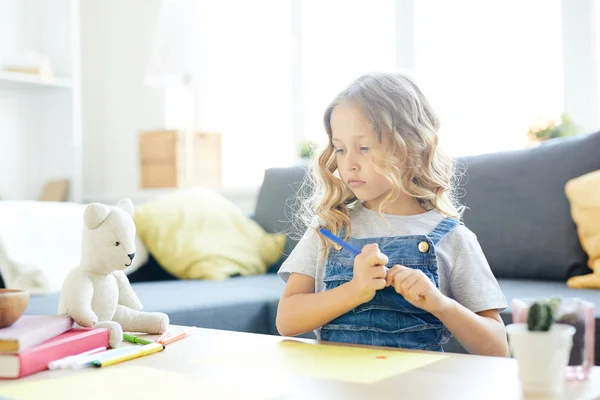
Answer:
[{"left": 58, "top": 198, "right": 169, "bottom": 348}]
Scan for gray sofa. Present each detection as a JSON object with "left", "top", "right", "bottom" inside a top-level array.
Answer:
[{"left": 21, "top": 130, "right": 600, "bottom": 363}]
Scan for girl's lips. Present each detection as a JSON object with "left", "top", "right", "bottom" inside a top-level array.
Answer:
[{"left": 348, "top": 180, "right": 366, "bottom": 187}]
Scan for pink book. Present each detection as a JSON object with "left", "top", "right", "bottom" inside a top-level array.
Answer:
[
  {"left": 0, "top": 328, "right": 109, "bottom": 378},
  {"left": 0, "top": 315, "right": 74, "bottom": 354}
]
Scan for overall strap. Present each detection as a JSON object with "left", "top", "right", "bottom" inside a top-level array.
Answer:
[{"left": 428, "top": 217, "right": 460, "bottom": 245}]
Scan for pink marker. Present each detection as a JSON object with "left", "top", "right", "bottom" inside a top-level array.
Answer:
[{"left": 155, "top": 330, "right": 172, "bottom": 344}]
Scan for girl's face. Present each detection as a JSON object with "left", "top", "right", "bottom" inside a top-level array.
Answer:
[{"left": 330, "top": 102, "right": 392, "bottom": 209}]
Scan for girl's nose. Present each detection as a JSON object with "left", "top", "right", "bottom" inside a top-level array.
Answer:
[{"left": 345, "top": 154, "right": 360, "bottom": 172}]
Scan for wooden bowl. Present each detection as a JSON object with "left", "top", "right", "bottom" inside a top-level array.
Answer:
[{"left": 0, "top": 289, "right": 29, "bottom": 328}]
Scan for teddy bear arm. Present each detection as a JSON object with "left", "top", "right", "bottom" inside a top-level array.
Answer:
[
  {"left": 114, "top": 270, "right": 143, "bottom": 311},
  {"left": 62, "top": 272, "right": 98, "bottom": 327}
]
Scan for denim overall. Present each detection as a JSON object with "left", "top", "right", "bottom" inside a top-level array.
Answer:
[{"left": 320, "top": 217, "right": 459, "bottom": 351}]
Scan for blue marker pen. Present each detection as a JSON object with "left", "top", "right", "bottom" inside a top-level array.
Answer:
[{"left": 319, "top": 228, "right": 361, "bottom": 256}]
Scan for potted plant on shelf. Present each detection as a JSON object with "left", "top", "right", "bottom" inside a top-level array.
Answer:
[
  {"left": 526, "top": 113, "right": 581, "bottom": 146},
  {"left": 297, "top": 140, "right": 317, "bottom": 166},
  {"left": 506, "top": 298, "right": 576, "bottom": 394}
]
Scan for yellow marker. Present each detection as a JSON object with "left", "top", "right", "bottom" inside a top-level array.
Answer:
[{"left": 92, "top": 342, "right": 164, "bottom": 368}]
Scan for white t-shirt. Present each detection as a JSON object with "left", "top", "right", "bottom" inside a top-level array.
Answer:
[{"left": 278, "top": 203, "right": 507, "bottom": 322}]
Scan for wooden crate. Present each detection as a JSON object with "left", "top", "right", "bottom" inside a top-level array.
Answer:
[{"left": 139, "top": 129, "right": 222, "bottom": 188}]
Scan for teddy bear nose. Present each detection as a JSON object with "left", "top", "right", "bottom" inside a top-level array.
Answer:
[{"left": 128, "top": 253, "right": 135, "bottom": 261}]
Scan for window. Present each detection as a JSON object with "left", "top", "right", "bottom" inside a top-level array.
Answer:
[
  {"left": 414, "top": 0, "right": 563, "bottom": 156},
  {"left": 163, "top": 0, "right": 568, "bottom": 188}
]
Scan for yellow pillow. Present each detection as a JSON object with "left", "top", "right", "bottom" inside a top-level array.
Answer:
[
  {"left": 565, "top": 169, "right": 600, "bottom": 288},
  {"left": 134, "top": 189, "right": 286, "bottom": 280}
]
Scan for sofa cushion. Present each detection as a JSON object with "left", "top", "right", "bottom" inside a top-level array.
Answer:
[
  {"left": 565, "top": 169, "right": 600, "bottom": 289},
  {"left": 25, "top": 275, "right": 284, "bottom": 335},
  {"left": 458, "top": 130, "right": 600, "bottom": 281},
  {"left": 134, "top": 189, "right": 286, "bottom": 280},
  {"left": 253, "top": 166, "right": 309, "bottom": 272}
]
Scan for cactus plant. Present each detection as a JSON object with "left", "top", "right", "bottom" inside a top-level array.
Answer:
[
  {"left": 527, "top": 298, "right": 561, "bottom": 331},
  {"left": 527, "top": 302, "right": 554, "bottom": 331},
  {"left": 518, "top": 297, "right": 588, "bottom": 370}
]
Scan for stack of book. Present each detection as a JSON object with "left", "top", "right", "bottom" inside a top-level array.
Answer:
[{"left": 0, "top": 315, "right": 109, "bottom": 378}]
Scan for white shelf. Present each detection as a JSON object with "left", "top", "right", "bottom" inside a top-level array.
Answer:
[
  {"left": 0, "top": 71, "right": 72, "bottom": 89},
  {"left": 0, "top": 0, "right": 82, "bottom": 202}
]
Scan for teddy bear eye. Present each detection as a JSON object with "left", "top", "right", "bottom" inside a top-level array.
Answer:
[{"left": 115, "top": 241, "right": 120, "bottom": 247}]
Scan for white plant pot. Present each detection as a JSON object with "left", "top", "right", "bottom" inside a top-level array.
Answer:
[{"left": 506, "top": 323, "right": 576, "bottom": 394}]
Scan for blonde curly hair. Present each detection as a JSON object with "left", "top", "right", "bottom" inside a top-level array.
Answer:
[{"left": 296, "top": 71, "right": 464, "bottom": 253}]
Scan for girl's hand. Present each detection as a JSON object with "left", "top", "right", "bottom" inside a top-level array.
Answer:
[
  {"left": 349, "top": 244, "right": 388, "bottom": 304},
  {"left": 386, "top": 265, "right": 451, "bottom": 315}
]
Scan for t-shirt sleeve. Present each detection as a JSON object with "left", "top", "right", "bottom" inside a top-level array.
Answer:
[
  {"left": 277, "top": 228, "right": 320, "bottom": 283},
  {"left": 449, "top": 227, "right": 508, "bottom": 313}
]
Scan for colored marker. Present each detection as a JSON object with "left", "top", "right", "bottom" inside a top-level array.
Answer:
[
  {"left": 68, "top": 346, "right": 141, "bottom": 369},
  {"left": 123, "top": 333, "right": 153, "bottom": 345},
  {"left": 92, "top": 342, "right": 164, "bottom": 368},
  {"left": 48, "top": 347, "right": 107, "bottom": 370},
  {"left": 319, "top": 227, "right": 361, "bottom": 256},
  {"left": 160, "top": 327, "right": 195, "bottom": 345},
  {"left": 155, "top": 329, "right": 171, "bottom": 344}
]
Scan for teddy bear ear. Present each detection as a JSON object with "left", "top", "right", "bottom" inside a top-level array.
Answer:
[
  {"left": 117, "top": 198, "right": 134, "bottom": 216},
  {"left": 84, "top": 203, "right": 111, "bottom": 229}
]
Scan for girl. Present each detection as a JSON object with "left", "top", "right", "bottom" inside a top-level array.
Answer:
[{"left": 276, "top": 71, "right": 508, "bottom": 356}]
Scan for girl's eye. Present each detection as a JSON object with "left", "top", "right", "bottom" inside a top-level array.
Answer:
[
  {"left": 334, "top": 148, "right": 346, "bottom": 154},
  {"left": 115, "top": 241, "right": 120, "bottom": 247},
  {"left": 360, "top": 146, "right": 370, "bottom": 152}
]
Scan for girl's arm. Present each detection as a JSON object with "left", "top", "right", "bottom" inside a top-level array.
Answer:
[
  {"left": 276, "top": 273, "right": 363, "bottom": 337},
  {"left": 434, "top": 302, "right": 508, "bottom": 357},
  {"left": 277, "top": 244, "right": 388, "bottom": 337}
]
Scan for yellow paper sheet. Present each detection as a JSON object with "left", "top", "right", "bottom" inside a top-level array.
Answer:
[
  {"left": 277, "top": 340, "right": 448, "bottom": 384},
  {"left": 0, "top": 366, "right": 285, "bottom": 400},
  {"left": 197, "top": 339, "right": 448, "bottom": 385}
]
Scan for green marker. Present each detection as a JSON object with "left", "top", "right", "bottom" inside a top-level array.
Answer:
[{"left": 123, "top": 333, "right": 154, "bottom": 345}]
